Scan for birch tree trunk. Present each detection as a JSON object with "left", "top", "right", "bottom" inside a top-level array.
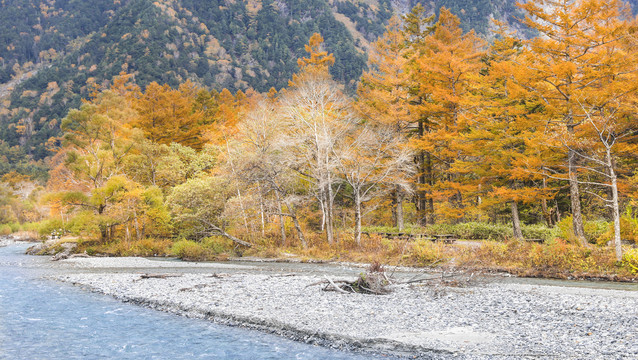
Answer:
[
  {"left": 606, "top": 149, "right": 622, "bottom": 261},
  {"left": 288, "top": 202, "right": 307, "bottom": 249},
  {"left": 276, "top": 196, "right": 286, "bottom": 246},
  {"left": 396, "top": 190, "right": 404, "bottom": 232},
  {"left": 325, "top": 183, "right": 334, "bottom": 244},
  {"left": 511, "top": 201, "right": 523, "bottom": 240},
  {"left": 354, "top": 189, "right": 362, "bottom": 246},
  {"left": 569, "top": 149, "right": 587, "bottom": 245}
]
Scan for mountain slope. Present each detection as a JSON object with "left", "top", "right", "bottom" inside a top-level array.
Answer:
[{"left": 1, "top": 0, "right": 636, "bottom": 172}]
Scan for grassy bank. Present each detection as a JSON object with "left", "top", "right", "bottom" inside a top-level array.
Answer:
[{"left": 18, "top": 219, "right": 638, "bottom": 282}]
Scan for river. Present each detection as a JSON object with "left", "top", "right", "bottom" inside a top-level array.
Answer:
[{"left": 0, "top": 242, "right": 393, "bottom": 360}]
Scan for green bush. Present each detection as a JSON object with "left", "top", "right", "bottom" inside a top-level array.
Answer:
[
  {"left": 37, "top": 219, "right": 66, "bottom": 236},
  {"left": 21, "top": 222, "right": 39, "bottom": 232},
  {"left": 7, "top": 222, "right": 21, "bottom": 232},
  {"left": 622, "top": 248, "right": 638, "bottom": 274},
  {"left": 453, "top": 222, "right": 512, "bottom": 240},
  {"left": 201, "top": 236, "right": 234, "bottom": 254},
  {"left": 367, "top": 222, "right": 558, "bottom": 241},
  {"left": 585, "top": 220, "right": 609, "bottom": 242},
  {"left": 557, "top": 216, "right": 610, "bottom": 244},
  {"left": 522, "top": 224, "right": 559, "bottom": 242},
  {"left": 171, "top": 240, "right": 209, "bottom": 261}
]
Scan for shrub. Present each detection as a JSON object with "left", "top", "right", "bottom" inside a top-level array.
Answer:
[
  {"left": 472, "top": 241, "right": 511, "bottom": 264},
  {"left": 7, "top": 222, "right": 21, "bottom": 232},
  {"left": 171, "top": 240, "right": 209, "bottom": 261},
  {"left": 98, "top": 238, "right": 173, "bottom": 257},
  {"left": 622, "top": 249, "right": 638, "bottom": 274},
  {"left": 522, "top": 224, "right": 559, "bottom": 242},
  {"left": 201, "top": 236, "right": 234, "bottom": 254},
  {"left": 37, "top": 218, "right": 66, "bottom": 236},
  {"left": 21, "top": 222, "right": 39, "bottom": 232},
  {"left": 453, "top": 222, "right": 512, "bottom": 240},
  {"left": 0, "top": 224, "right": 11, "bottom": 236},
  {"left": 409, "top": 240, "right": 446, "bottom": 266},
  {"left": 585, "top": 220, "right": 609, "bottom": 243}
]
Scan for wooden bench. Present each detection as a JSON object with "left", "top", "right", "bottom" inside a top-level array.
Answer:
[
  {"left": 361, "top": 232, "right": 456, "bottom": 244},
  {"left": 433, "top": 234, "right": 456, "bottom": 244}
]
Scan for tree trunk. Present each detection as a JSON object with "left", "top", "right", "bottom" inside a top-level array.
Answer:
[
  {"left": 133, "top": 209, "right": 141, "bottom": 241},
  {"left": 325, "top": 183, "right": 334, "bottom": 244},
  {"left": 257, "top": 182, "right": 266, "bottom": 238},
  {"left": 511, "top": 201, "right": 523, "bottom": 240},
  {"left": 396, "top": 190, "right": 404, "bottom": 232},
  {"left": 416, "top": 120, "right": 427, "bottom": 226},
  {"left": 277, "top": 196, "right": 286, "bottom": 247},
  {"left": 354, "top": 190, "right": 362, "bottom": 246},
  {"left": 607, "top": 150, "right": 622, "bottom": 261},
  {"left": 568, "top": 149, "right": 587, "bottom": 245},
  {"left": 287, "top": 202, "right": 307, "bottom": 249},
  {"left": 209, "top": 224, "right": 252, "bottom": 247},
  {"left": 541, "top": 178, "right": 552, "bottom": 227},
  {"left": 426, "top": 152, "right": 434, "bottom": 225}
]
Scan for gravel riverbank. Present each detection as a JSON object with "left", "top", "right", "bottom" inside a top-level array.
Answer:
[{"left": 49, "top": 256, "right": 638, "bottom": 359}]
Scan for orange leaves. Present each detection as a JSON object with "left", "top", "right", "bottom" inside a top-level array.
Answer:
[
  {"left": 131, "top": 80, "right": 205, "bottom": 150},
  {"left": 297, "top": 33, "right": 335, "bottom": 73},
  {"left": 289, "top": 33, "right": 335, "bottom": 88}
]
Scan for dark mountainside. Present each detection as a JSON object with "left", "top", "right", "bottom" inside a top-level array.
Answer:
[{"left": 1, "top": 0, "right": 636, "bottom": 179}]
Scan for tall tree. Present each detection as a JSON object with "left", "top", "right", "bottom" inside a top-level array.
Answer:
[
  {"left": 357, "top": 16, "right": 414, "bottom": 230},
  {"left": 408, "top": 7, "right": 486, "bottom": 222},
  {"left": 56, "top": 90, "right": 138, "bottom": 240},
  {"left": 132, "top": 80, "right": 205, "bottom": 150},
  {"left": 517, "top": 0, "right": 636, "bottom": 244},
  {"left": 280, "top": 33, "right": 354, "bottom": 244}
]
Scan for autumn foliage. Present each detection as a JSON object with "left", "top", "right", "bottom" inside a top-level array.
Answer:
[{"left": 5, "top": 1, "right": 636, "bottom": 273}]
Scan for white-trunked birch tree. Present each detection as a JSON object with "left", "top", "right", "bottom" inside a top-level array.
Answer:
[
  {"left": 337, "top": 123, "right": 414, "bottom": 245},
  {"left": 279, "top": 33, "right": 356, "bottom": 245},
  {"left": 232, "top": 99, "right": 308, "bottom": 248}
]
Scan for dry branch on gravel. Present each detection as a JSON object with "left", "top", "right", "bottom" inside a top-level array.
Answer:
[{"left": 307, "top": 263, "right": 483, "bottom": 296}]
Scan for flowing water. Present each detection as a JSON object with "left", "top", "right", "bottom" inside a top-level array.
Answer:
[{"left": 0, "top": 243, "right": 392, "bottom": 360}]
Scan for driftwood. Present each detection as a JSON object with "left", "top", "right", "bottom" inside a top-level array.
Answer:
[
  {"left": 324, "top": 276, "right": 351, "bottom": 294},
  {"left": 307, "top": 263, "right": 480, "bottom": 296},
  {"left": 139, "top": 273, "right": 183, "bottom": 279},
  {"left": 306, "top": 263, "right": 393, "bottom": 295}
]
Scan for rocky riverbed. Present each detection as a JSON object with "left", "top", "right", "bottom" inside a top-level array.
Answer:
[{"left": 50, "top": 256, "right": 638, "bottom": 359}]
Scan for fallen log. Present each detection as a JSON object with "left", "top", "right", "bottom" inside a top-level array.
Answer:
[{"left": 139, "top": 273, "right": 183, "bottom": 279}]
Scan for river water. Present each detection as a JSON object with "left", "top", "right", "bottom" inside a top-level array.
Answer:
[{"left": 0, "top": 243, "right": 391, "bottom": 360}]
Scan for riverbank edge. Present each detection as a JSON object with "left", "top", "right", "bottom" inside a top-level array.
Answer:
[{"left": 61, "top": 279, "right": 457, "bottom": 359}]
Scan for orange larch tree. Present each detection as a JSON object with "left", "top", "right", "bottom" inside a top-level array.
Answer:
[
  {"left": 516, "top": 0, "right": 637, "bottom": 245},
  {"left": 407, "top": 7, "right": 486, "bottom": 223}
]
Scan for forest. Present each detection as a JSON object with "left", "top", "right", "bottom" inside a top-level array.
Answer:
[{"left": 2, "top": 0, "right": 638, "bottom": 279}]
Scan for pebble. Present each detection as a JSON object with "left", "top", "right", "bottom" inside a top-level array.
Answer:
[{"left": 50, "top": 266, "right": 638, "bottom": 359}]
